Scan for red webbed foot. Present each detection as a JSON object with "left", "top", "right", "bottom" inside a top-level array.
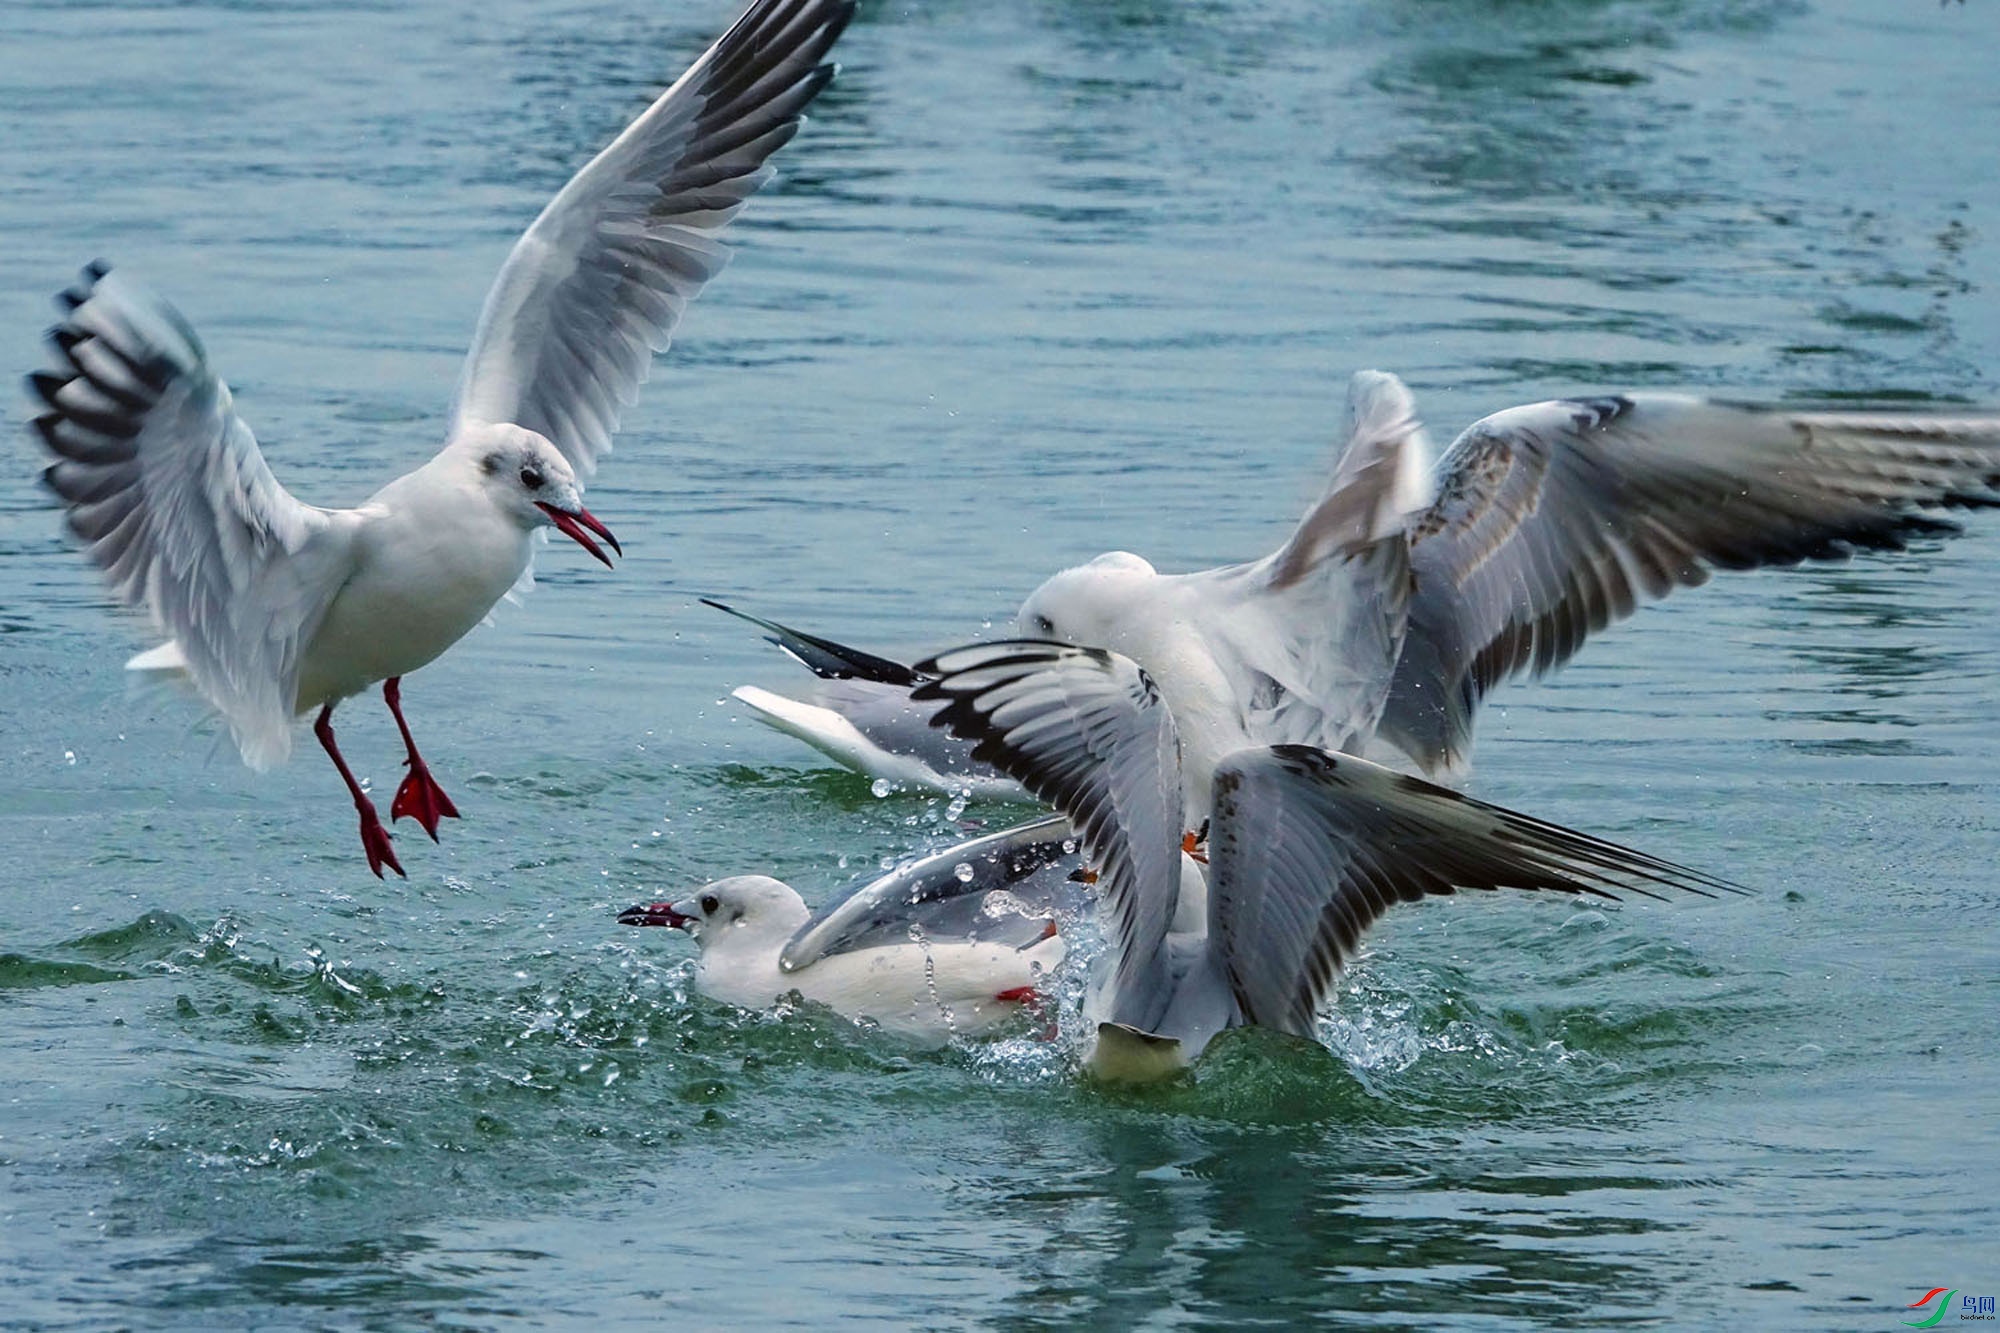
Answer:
[
  {"left": 358, "top": 802, "right": 406, "bottom": 879},
  {"left": 390, "top": 760, "right": 460, "bottom": 841}
]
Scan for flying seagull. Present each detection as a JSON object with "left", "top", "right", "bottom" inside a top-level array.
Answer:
[{"left": 28, "top": 0, "right": 855, "bottom": 876}]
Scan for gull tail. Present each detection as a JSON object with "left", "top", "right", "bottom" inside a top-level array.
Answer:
[
  {"left": 1088, "top": 1022, "right": 1188, "bottom": 1083},
  {"left": 126, "top": 641, "right": 188, "bottom": 675}
]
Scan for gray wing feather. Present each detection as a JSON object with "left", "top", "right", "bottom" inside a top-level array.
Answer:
[
  {"left": 780, "top": 815, "right": 1081, "bottom": 969},
  {"left": 30, "top": 265, "right": 349, "bottom": 769},
  {"left": 1165, "top": 371, "right": 1430, "bottom": 758},
  {"left": 1207, "top": 745, "right": 1749, "bottom": 1038},
  {"left": 912, "top": 642, "right": 1183, "bottom": 1032},
  {"left": 1383, "top": 394, "right": 2000, "bottom": 773},
  {"left": 449, "top": 0, "right": 854, "bottom": 475}
]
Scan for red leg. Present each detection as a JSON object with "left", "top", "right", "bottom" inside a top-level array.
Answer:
[
  {"left": 314, "top": 705, "right": 403, "bottom": 879},
  {"left": 383, "top": 677, "right": 459, "bottom": 841}
]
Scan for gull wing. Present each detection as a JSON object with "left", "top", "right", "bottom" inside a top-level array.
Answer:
[
  {"left": 706, "top": 598, "right": 1014, "bottom": 792},
  {"left": 1206, "top": 745, "right": 1748, "bottom": 1039},
  {"left": 1165, "top": 370, "right": 1433, "bottom": 755},
  {"left": 703, "top": 596, "right": 923, "bottom": 685},
  {"left": 1256, "top": 370, "right": 1435, "bottom": 591},
  {"left": 30, "top": 265, "right": 354, "bottom": 769},
  {"left": 780, "top": 815, "right": 1080, "bottom": 970},
  {"left": 913, "top": 642, "right": 1183, "bottom": 1032},
  {"left": 1382, "top": 394, "right": 2000, "bottom": 773},
  {"left": 449, "top": 0, "right": 854, "bottom": 476}
]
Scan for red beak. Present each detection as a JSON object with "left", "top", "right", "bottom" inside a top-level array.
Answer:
[
  {"left": 618, "top": 901, "right": 693, "bottom": 929},
  {"left": 535, "top": 501, "right": 621, "bottom": 569}
]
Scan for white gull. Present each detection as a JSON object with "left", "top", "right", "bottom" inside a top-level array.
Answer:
[
  {"left": 27, "top": 0, "right": 854, "bottom": 876},
  {"left": 618, "top": 816, "right": 1078, "bottom": 1043},
  {"left": 717, "top": 371, "right": 2000, "bottom": 803},
  {"left": 1018, "top": 371, "right": 2000, "bottom": 790}
]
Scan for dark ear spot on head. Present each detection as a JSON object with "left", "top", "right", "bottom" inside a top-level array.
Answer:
[{"left": 480, "top": 451, "right": 504, "bottom": 477}]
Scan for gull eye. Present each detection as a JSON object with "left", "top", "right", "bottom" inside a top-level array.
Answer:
[
  {"left": 519, "top": 464, "right": 545, "bottom": 490},
  {"left": 700, "top": 893, "right": 720, "bottom": 915},
  {"left": 1031, "top": 614, "right": 1055, "bottom": 636}
]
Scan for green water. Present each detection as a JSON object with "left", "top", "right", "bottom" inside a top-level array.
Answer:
[{"left": 2, "top": 0, "right": 1996, "bottom": 1327}]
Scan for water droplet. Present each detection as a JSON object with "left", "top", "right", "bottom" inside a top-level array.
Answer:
[
  {"left": 954, "top": 862, "right": 976, "bottom": 883},
  {"left": 869, "top": 778, "right": 893, "bottom": 799},
  {"left": 63, "top": 750, "right": 76, "bottom": 766}
]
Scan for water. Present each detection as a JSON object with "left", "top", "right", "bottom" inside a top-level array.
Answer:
[{"left": 2, "top": 0, "right": 1996, "bottom": 1326}]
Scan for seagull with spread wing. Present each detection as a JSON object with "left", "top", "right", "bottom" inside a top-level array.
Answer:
[
  {"left": 911, "top": 640, "right": 1748, "bottom": 1081},
  {"left": 27, "top": 0, "right": 854, "bottom": 876},
  {"left": 1019, "top": 371, "right": 2000, "bottom": 785},
  {"left": 717, "top": 371, "right": 2000, "bottom": 804}
]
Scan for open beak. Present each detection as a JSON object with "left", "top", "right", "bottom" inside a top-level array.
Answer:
[
  {"left": 535, "top": 501, "right": 621, "bottom": 569},
  {"left": 618, "top": 900, "right": 693, "bottom": 930}
]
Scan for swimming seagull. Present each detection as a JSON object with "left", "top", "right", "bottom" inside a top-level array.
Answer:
[
  {"left": 909, "top": 640, "right": 1749, "bottom": 1080},
  {"left": 716, "top": 372, "right": 2000, "bottom": 794},
  {"left": 618, "top": 815, "right": 1079, "bottom": 1043},
  {"left": 26, "top": 0, "right": 855, "bottom": 876}
]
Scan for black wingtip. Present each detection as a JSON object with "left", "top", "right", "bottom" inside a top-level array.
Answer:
[
  {"left": 54, "top": 260, "right": 114, "bottom": 314},
  {"left": 707, "top": 597, "right": 924, "bottom": 686},
  {"left": 44, "top": 326, "right": 84, "bottom": 372},
  {"left": 26, "top": 370, "right": 67, "bottom": 411}
]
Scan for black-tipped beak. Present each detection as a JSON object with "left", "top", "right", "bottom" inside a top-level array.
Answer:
[
  {"left": 536, "top": 501, "right": 622, "bottom": 568},
  {"left": 618, "top": 900, "right": 693, "bottom": 930}
]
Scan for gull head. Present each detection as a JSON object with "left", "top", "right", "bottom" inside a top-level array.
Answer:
[
  {"left": 1016, "top": 550, "right": 1159, "bottom": 647},
  {"left": 468, "top": 424, "right": 621, "bottom": 568},
  {"left": 617, "top": 875, "right": 810, "bottom": 953}
]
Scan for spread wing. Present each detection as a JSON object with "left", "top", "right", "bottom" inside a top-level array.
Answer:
[
  {"left": 1206, "top": 745, "right": 1748, "bottom": 1038},
  {"left": 1168, "top": 370, "right": 1433, "bottom": 755},
  {"left": 912, "top": 642, "right": 1182, "bottom": 1032},
  {"left": 1382, "top": 394, "right": 2000, "bottom": 773},
  {"left": 780, "top": 815, "right": 1081, "bottom": 970},
  {"left": 449, "top": 0, "right": 854, "bottom": 476},
  {"left": 29, "top": 264, "right": 354, "bottom": 769}
]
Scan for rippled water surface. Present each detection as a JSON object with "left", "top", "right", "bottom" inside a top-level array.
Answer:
[{"left": 3, "top": 0, "right": 1997, "bottom": 1327}]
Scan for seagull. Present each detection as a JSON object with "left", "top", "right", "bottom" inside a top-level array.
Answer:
[
  {"left": 717, "top": 371, "right": 2000, "bottom": 802},
  {"left": 26, "top": 0, "right": 855, "bottom": 876},
  {"left": 618, "top": 815, "right": 1079, "bottom": 1043},
  {"left": 909, "top": 640, "right": 1749, "bottom": 1081},
  {"left": 1019, "top": 371, "right": 2000, "bottom": 784}
]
